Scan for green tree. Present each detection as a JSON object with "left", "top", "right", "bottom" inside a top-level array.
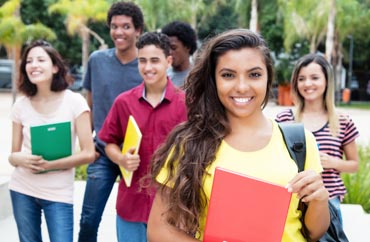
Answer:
[
  {"left": 278, "top": 0, "right": 329, "bottom": 53},
  {"left": 133, "top": 0, "right": 226, "bottom": 32},
  {"left": 48, "top": 0, "right": 109, "bottom": 72},
  {"left": 0, "top": 0, "right": 56, "bottom": 102}
]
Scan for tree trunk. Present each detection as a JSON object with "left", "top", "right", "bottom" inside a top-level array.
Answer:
[
  {"left": 81, "top": 29, "right": 90, "bottom": 76},
  {"left": 249, "top": 0, "right": 258, "bottom": 32},
  {"left": 10, "top": 45, "right": 21, "bottom": 104},
  {"left": 325, "top": 0, "right": 336, "bottom": 63}
]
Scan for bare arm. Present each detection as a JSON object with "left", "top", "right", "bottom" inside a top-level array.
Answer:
[
  {"left": 105, "top": 144, "right": 140, "bottom": 171},
  {"left": 39, "top": 111, "right": 95, "bottom": 171},
  {"left": 8, "top": 122, "right": 44, "bottom": 172},
  {"left": 86, "top": 90, "right": 93, "bottom": 131},
  {"left": 320, "top": 140, "right": 359, "bottom": 173},
  {"left": 287, "top": 170, "right": 330, "bottom": 241},
  {"left": 147, "top": 189, "right": 200, "bottom": 242}
]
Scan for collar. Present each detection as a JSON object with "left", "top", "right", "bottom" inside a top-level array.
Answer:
[{"left": 134, "top": 77, "right": 179, "bottom": 103}]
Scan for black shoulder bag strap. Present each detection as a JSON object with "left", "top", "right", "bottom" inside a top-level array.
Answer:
[
  {"left": 278, "top": 123, "right": 306, "bottom": 172},
  {"left": 278, "top": 122, "right": 349, "bottom": 242}
]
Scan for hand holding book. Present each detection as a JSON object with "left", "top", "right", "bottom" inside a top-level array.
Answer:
[
  {"left": 120, "top": 115, "right": 142, "bottom": 187},
  {"left": 121, "top": 147, "right": 141, "bottom": 172}
]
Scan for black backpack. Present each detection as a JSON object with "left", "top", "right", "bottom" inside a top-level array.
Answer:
[{"left": 278, "top": 123, "right": 349, "bottom": 242}]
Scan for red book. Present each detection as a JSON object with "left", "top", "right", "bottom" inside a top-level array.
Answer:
[{"left": 203, "top": 167, "right": 292, "bottom": 242}]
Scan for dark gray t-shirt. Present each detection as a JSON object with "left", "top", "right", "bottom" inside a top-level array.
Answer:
[
  {"left": 167, "top": 67, "right": 191, "bottom": 87},
  {"left": 83, "top": 48, "right": 142, "bottom": 135}
]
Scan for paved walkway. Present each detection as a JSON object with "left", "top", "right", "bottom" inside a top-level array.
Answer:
[{"left": 0, "top": 91, "right": 369, "bottom": 241}]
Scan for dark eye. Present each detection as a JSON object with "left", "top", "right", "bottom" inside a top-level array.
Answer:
[
  {"left": 110, "top": 24, "right": 117, "bottom": 30},
  {"left": 221, "top": 72, "right": 234, "bottom": 79},
  {"left": 250, "top": 72, "right": 262, "bottom": 78}
]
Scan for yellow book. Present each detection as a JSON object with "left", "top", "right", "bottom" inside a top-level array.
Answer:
[{"left": 121, "top": 115, "right": 142, "bottom": 187}]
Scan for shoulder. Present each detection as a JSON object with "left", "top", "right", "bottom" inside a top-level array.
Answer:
[
  {"left": 13, "top": 95, "right": 29, "bottom": 107},
  {"left": 89, "top": 48, "right": 115, "bottom": 60},
  {"left": 12, "top": 95, "right": 29, "bottom": 113},
  {"left": 115, "top": 85, "right": 140, "bottom": 103},
  {"left": 275, "top": 109, "right": 294, "bottom": 122},
  {"left": 64, "top": 90, "right": 87, "bottom": 105}
]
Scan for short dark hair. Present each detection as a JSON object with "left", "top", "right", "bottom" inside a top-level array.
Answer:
[
  {"left": 161, "top": 21, "right": 197, "bottom": 55},
  {"left": 18, "top": 40, "right": 71, "bottom": 97},
  {"left": 136, "top": 32, "right": 171, "bottom": 57},
  {"left": 107, "top": 1, "right": 144, "bottom": 33}
]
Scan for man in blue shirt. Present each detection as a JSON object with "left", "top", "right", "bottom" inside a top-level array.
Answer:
[{"left": 78, "top": 2, "right": 144, "bottom": 242}]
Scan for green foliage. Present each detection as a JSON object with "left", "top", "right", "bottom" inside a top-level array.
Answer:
[
  {"left": 21, "top": 0, "right": 83, "bottom": 66},
  {"left": 342, "top": 145, "right": 370, "bottom": 213},
  {"left": 259, "top": 0, "right": 284, "bottom": 55},
  {"left": 75, "top": 164, "right": 88, "bottom": 180},
  {"left": 275, "top": 57, "right": 294, "bottom": 85},
  {"left": 197, "top": 3, "right": 238, "bottom": 40}
]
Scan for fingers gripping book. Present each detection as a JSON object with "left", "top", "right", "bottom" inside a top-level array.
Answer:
[{"left": 121, "top": 115, "right": 142, "bottom": 187}]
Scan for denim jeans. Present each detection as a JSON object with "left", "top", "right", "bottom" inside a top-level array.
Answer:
[
  {"left": 10, "top": 190, "right": 73, "bottom": 242},
  {"left": 330, "top": 196, "right": 343, "bottom": 225},
  {"left": 116, "top": 215, "right": 147, "bottom": 242},
  {"left": 78, "top": 145, "right": 120, "bottom": 242}
]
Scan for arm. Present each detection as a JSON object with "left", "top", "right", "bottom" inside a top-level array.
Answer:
[
  {"left": 40, "top": 111, "right": 95, "bottom": 171},
  {"left": 287, "top": 170, "right": 330, "bottom": 241},
  {"left": 86, "top": 90, "right": 94, "bottom": 131},
  {"left": 8, "top": 121, "right": 45, "bottom": 172},
  {"left": 105, "top": 144, "right": 140, "bottom": 171},
  {"left": 148, "top": 189, "right": 200, "bottom": 242},
  {"left": 320, "top": 140, "right": 359, "bottom": 173}
]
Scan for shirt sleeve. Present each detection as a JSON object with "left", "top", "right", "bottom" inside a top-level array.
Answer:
[
  {"left": 10, "top": 96, "right": 26, "bottom": 124},
  {"left": 82, "top": 52, "right": 94, "bottom": 91},
  {"left": 70, "top": 92, "right": 90, "bottom": 118},
  {"left": 156, "top": 148, "right": 177, "bottom": 187},
  {"left": 275, "top": 109, "right": 294, "bottom": 123},
  {"left": 98, "top": 97, "right": 127, "bottom": 146},
  {"left": 342, "top": 115, "right": 360, "bottom": 145}
]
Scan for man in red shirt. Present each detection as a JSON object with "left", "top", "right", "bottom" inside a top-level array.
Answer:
[{"left": 98, "top": 32, "right": 187, "bottom": 242}]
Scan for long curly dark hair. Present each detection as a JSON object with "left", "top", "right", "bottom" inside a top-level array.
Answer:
[{"left": 150, "top": 29, "right": 274, "bottom": 237}]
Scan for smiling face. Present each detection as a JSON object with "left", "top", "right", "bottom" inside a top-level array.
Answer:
[
  {"left": 110, "top": 15, "right": 141, "bottom": 53},
  {"left": 138, "top": 44, "right": 172, "bottom": 88},
  {"left": 25, "top": 46, "right": 58, "bottom": 86},
  {"left": 297, "top": 62, "right": 327, "bottom": 103},
  {"left": 215, "top": 47, "right": 268, "bottom": 121}
]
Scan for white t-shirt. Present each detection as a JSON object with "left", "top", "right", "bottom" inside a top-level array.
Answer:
[{"left": 9, "top": 89, "right": 89, "bottom": 204}]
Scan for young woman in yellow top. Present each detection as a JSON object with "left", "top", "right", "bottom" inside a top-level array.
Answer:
[{"left": 148, "top": 29, "right": 330, "bottom": 241}]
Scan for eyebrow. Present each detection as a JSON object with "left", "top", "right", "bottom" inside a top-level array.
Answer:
[{"left": 218, "top": 66, "right": 264, "bottom": 73}]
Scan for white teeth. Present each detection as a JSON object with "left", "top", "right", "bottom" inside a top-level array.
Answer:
[
  {"left": 234, "top": 97, "right": 252, "bottom": 103},
  {"left": 145, "top": 73, "right": 155, "bottom": 77},
  {"left": 305, "top": 89, "right": 315, "bottom": 93},
  {"left": 31, "top": 71, "right": 41, "bottom": 75}
]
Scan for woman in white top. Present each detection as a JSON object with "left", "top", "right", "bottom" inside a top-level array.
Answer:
[{"left": 8, "top": 40, "right": 95, "bottom": 242}]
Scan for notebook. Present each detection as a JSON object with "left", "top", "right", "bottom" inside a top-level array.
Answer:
[
  {"left": 30, "top": 121, "right": 72, "bottom": 161},
  {"left": 120, "top": 115, "right": 142, "bottom": 187},
  {"left": 203, "top": 167, "right": 292, "bottom": 242}
]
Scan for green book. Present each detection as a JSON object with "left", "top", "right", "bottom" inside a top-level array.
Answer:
[{"left": 30, "top": 121, "right": 72, "bottom": 161}]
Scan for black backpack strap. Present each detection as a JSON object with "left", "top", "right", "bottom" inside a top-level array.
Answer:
[{"left": 278, "top": 123, "right": 306, "bottom": 172}]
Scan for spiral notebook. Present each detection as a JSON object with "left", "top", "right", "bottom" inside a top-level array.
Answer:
[{"left": 203, "top": 167, "right": 292, "bottom": 242}]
